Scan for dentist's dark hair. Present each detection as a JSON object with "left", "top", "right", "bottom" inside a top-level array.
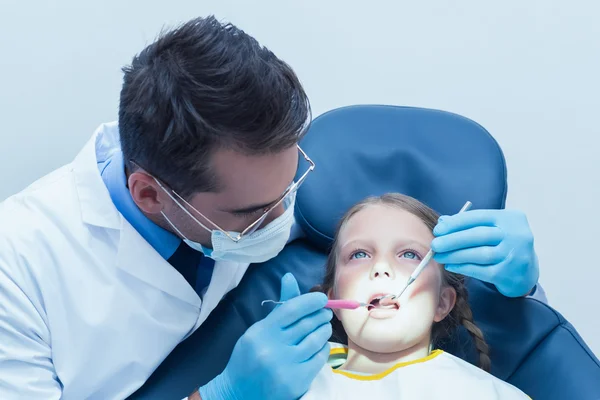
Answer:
[
  {"left": 311, "top": 193, "right": 491, "bottom": 372},
  {"left": 118, "top": 15, "right": 311, "bottom": 198}
]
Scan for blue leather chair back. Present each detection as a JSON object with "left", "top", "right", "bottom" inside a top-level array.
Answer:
[
  {"left": 294, "top": 105, "right": 507, "bottom": 250},
  {"left": 129, "top": 105, "right": 600, "bottom": 399}
]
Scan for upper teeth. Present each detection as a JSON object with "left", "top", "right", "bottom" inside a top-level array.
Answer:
[{"left": 370, "top": 298, "right": 396, "bottom": 309}]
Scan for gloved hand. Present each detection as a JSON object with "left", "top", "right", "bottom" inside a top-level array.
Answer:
[
  {"left": 431, "top": 209, "right": 539, "bottom": 298},
  {"left": 199, "top": 273, "right": 332, "bottom": 400}
]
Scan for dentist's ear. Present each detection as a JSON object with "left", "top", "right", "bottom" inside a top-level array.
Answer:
[
  {"left": 433, "top": 286, "right": 457, "bottom": 322},
  {"left": 128, "top": 171, "right": 165, "bottom": 214}
]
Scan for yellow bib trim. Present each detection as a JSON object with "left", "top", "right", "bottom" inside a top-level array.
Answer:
[{"left": 331, "top": 349, "right": 444, "bottom": 381}]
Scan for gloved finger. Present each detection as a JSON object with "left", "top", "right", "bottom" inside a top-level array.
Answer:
[
  {"left": 273, "top": 292, "right": 329, "bottom": 328},
  {"left": 279, "top": 272, "right": 301, "bottom": 303},
  {"left": 433, "top": 210, "right": 499, "bottom": 236},
  {"left": 283, "top": 308, "right": 333, "bottom": 345},
  {"left": 431, "top": 226, "right": 504, "bottom": 254},
  {"left": 444, "top": 263, "right": 502, "bottom": 285},
  {"left": 298, "top": 341, "right": 330, "bottom": 380},
  {"left": 434, "top": 245, "right": 506, "bottom": 266},
  {"left": 293, "top": 322, "right": 332, "bottom": 363}
]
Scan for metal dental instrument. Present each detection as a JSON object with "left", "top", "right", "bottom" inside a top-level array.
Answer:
[
  {"left": 378, "top": 201, "right": 473, "bottom": 305},
  {"left": 261, "top": 299, "right": 373, "bottom": 310}
]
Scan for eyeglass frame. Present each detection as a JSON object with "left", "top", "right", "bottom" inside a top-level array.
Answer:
[{"left": 131, "top": 144, "right": 315, "bottom": 243}]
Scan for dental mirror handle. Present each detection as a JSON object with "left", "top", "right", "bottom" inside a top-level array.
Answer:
[
  {"left": 394, "top": 200, "right": 473, "bottom": 299},
  {"left": 326, "top": 299, "right": 371, "bottom": 309}
]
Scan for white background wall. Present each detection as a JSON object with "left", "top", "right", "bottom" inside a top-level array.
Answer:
[{"left": 1, "top": 0, "right": 599, "bottom": 355}]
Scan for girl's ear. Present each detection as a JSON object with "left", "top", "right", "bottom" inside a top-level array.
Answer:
[{"left": 434, "top": 286, "right": 457, "bottom": 322}]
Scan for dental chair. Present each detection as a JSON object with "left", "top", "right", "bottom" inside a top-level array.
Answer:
[{"left": 129, "top": 105, "right": 600, "bottom": 400}]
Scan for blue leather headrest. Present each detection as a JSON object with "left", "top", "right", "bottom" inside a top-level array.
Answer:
[{"left": 294, "top": 105, "right": 508, "bottom": 251}]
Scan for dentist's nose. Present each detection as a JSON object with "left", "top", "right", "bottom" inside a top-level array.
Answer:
[{"left": 369, "top": 261, "right": 396, "bottom": 280}]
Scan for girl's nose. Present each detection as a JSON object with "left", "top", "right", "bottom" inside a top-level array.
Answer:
[{"left": 369, "top": 261, "right": 396, "bottom": 280}]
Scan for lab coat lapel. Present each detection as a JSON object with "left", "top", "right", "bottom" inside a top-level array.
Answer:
[
  {"left": 116, "top": 219, "right": 202, "bottom": 308},
  {"left": 197, "top": 260, "right": 239, "bottom": 323}
]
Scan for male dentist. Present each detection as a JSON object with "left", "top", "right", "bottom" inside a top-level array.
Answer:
[{"left": 0, "top": 15, "right": 542, "bottom": 400}]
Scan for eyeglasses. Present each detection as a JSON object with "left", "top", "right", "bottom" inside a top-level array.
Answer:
[{"left": 138, "top": 145, "right": 315, "bottom": 243}]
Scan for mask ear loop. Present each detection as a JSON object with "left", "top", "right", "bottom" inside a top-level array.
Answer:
[
  {"left": 160, "top": 211, "right": 192, "bottom": 241},
  {"left": 153, "top": 177, "right": 214, "bottom": 234}
]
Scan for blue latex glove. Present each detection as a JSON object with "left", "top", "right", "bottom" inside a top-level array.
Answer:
[
  {"left": 431, "top": 209, "right": 539, "bottom": 298},
  {"left": 199, "top": 273, "right": 332, "bottom": 400}
]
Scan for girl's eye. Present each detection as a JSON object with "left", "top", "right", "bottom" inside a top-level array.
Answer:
[
  {"left": 399, "top": 250, "right": 421, "bottom": 260},
  {"left": 350, "top": 250, "right": 370, "bottom": 260}
]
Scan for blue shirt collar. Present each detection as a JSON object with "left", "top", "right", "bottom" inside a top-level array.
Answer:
[{"left": 99, "top": 149, "right": 181, "bottom": 260}]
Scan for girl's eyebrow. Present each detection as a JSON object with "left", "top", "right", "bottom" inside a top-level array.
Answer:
[
  {"left": 339, "top": 239, "right": 373, "bottom": 251},
  {"left": 340, "top": 238, "right": 430, "bottom": 253},
  {"left": 400, "top": 240, "right": 430, "bottom": 251}
]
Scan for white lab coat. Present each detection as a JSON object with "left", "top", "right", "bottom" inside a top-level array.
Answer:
[{"left": 0, "top": 123, "right": 252, "bottom": 399}]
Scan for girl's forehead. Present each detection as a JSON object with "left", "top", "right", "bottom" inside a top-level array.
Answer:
[
  {"left": 338, "top": 204, "right": 434, "bottom": 250},
  {"left": 344, "top": 205, "right": 426, "bottom": 232}
]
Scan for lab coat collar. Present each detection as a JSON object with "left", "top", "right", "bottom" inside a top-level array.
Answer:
[{"left": 71, "top": 122, "right": 122, "bottom": 230}]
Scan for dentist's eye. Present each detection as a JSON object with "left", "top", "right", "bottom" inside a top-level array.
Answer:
[
  {"left": 350, "top": 250, "right": 370, "bottom": 260},
  {"left": 232, "top": 209, "right": 263, "bottom": 219}
]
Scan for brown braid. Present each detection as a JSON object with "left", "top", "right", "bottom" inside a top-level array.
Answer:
[
  {"left": 434, "top": 273, "right": 492, "bottom": 372},
  {"left": 455, "top": 293, "right": 492, "bottom": 372},
  {"left": 311, "top": 193, "right": 492, "bottom": 372}
]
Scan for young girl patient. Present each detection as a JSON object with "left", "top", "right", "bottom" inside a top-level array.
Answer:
[{"left": 302, "top": 193, "right": 530, "bottom": 399}]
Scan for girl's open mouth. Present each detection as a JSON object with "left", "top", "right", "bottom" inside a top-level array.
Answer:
[{"left": 368, "top": 294, "right": 400, "bottom": 310}]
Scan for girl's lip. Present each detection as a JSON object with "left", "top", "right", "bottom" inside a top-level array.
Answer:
[{"left": 367, "top": 293, "right": 392, "bottom": 303}]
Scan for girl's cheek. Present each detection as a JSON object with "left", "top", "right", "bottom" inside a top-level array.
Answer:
[
  {"left": 334, "top": 268, "right": 363, "bottom": 298},
  {"left": 406, "top": 266, "right": 443, "bottom": 300}
]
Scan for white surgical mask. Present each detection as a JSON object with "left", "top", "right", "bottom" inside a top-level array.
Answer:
[{"left": 161, "top": 191, "right": 296, "bottom": 264}]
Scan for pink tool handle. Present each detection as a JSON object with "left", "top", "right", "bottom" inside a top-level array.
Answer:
[{"left": 326, "top": 299, "right": 362, "bottom": 310}]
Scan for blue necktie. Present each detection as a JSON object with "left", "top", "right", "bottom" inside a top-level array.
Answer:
[{"left": 167, "top": 242, "right": 215, "bottom": 295}]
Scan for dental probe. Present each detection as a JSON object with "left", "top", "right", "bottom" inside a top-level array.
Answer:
[{"left": 261, "top": 299, "right": 372, "bottom": 310}]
